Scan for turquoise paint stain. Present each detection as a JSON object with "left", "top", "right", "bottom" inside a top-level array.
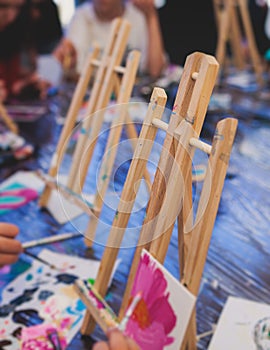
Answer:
[
  {"left": 80, "top": 127, "right": 92, "bottom": 137},
  {"left": 152, "top": 101, "right": 157, "bottom": 111},
  {"left": 26, "top": 273, "right": 33, "bottom": 281},
  {"left": 76, "top": 299, "right": 86, "bottom": 312},
  {"left": 102, "top": 174, "right": 108, "bottom": 181},
  {"left": 105, "top": 292, "right": 113, "bottom": 302}
]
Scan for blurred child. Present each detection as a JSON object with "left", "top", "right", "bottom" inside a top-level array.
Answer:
[{"left": 53, "top": 0, "right": 167, "bottom": 79}]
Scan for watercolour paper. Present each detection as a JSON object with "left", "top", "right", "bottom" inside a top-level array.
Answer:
[
  {"left": 0, "top": 170, "right": 88, "bottom": 224},
  {"left": 124, "top": 249, "right": 196, "bottom": 350},
  {"left": 0, "top": 171, "right": 42, "bottom": 215},
  {"left": 208, "top": 296, "right": 270, "bottom": 350},
  {"left": 0, "top": 249, "right": 120, "bottom": 349},
  {"left": 0, "top": 182, "right": 38, "bottom": 215},
  {"left": 0, "top": 171, "right": 44, "bottom": 193}
]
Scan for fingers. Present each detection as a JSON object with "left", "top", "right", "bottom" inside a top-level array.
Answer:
[
  {"left": 0, "top": 223, "right": 19, "bottom": 238},
  {"left": 109, "top": 330, "right": 130, "bottom": 350},
  {"left": 0, "top": 223, "right": 22, "bottom": 266},
  {"left": 125, "top": 336, "right": 140, "bottom": 350},
  {"left": 11, "top": 74, "right": 51, "bottom": 100},
  {"left": 53, "top": 38, "right": 77, "bottom": 69},
  {"left": 93, "top": 330, "right": 140, "bottom": 350},
  {"left": 0, "top": 252, "right": 21, "bottom": 266},
  {"left": 0, "top": 224, "right": 22, "bottom": 267},
  {"left": 92, "top": 341, "right": 109, "bottom": 350},
  {"left": 108, "top": 329, "right": 140, "bottom": 350},
  {"left": 0, "top": 236, "right": 22, "bottom": 255}
]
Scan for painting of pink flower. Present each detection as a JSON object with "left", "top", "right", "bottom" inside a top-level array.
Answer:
[{"left": 124, "top": 250, "right": 177, "bottom": 350}]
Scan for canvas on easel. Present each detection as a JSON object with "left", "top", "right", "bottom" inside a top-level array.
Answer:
[
  {"left": 213, "top": 0, "right": 265, "bottom": 86},
  {"left": 38, "top": 18, "right": 147, "bottom": 232}
]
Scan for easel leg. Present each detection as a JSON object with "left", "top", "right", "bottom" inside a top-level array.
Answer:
[{"left": 181, "top": 309, "right": 197, "bottom": 350}]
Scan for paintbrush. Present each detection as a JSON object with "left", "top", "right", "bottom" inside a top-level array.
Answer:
[
  {"left": 74, "top": 279, "right": 119, "bottom": 333},
  {"left": 22, "top": 232, "right": 81, "bottom": 249},
  {"left": 118, "top": 291, "right": 142, "bottom": 332},
  {"left": 46, "top": 328, "right": 63, "bottom": 350},
  {"left": 23, "top": 250, "right": 57, "bottom": 270}
]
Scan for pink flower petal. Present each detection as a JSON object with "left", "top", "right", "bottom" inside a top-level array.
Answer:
[
  {"left": 148, "top": 293, "right": 177, "bottom": 334},
  {"left": 126, "top": 318, "right": 175, "bottom": 350}
]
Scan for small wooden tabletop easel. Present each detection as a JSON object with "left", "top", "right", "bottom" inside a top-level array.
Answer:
[
  {"left": 79, "top": 51, "right": 223, "bottom": 341},
  {"left": 213, "top": 0, "right": 265, "bottom": 86},
  {"left": 79, "top": 52, "right": 238, "bottom": 349},
  {"left": 39, "top": 18, "right": 150, "bottom": 236}
]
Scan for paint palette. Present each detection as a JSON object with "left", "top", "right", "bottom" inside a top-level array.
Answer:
[{"left": 0, "top": 249, "right": 121, "bottom": 348}]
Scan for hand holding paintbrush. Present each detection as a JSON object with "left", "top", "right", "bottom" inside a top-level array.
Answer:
[
  {"left": 93, "top": 328, "right": 140, "bottom": 350},
  {"left": 0, "top": 223, "right": 22, "bottom": 267},
  {"left": 74, "top": 279, "right": 141, "bottom": 349}
]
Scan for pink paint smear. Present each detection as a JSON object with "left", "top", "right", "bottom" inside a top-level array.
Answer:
[{"left": 125, "top": 252, "right": 177, "bottom": 350}]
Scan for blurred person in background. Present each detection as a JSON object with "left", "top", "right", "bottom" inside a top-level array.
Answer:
[
  {"left": 53, "top": 0, "right": 167, "bottom": 79},
  {"left": 0, "top": 0, "right": 52, "bottom": 102},
  {"left": 30, "top": 0, "right": 63, "bottom": 54}
]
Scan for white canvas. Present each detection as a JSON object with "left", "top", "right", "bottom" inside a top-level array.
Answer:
[{"left": 124, "top": 249, "right": 196, "bottom": 350}]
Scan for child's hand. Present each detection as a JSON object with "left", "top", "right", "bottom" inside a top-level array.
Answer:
[
  {"left": 53, "top": 38, "right": 77, "bottom": 70},
  {"left": 11, "top": 73, "right": 51, "bottom": 100},
  {"left": 0, "top": 223, "right": 22, "bottom": 267},
  {"left": 93, "top": 329, "right": 140, "bottom": 350}
]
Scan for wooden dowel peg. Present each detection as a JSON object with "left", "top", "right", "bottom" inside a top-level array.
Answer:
[
  {"left": 152, "top": 118, "right": 168, "bottom": 131},
  {"left": 91, "top": 58, "right": 126, "bottom": 74},
  {"left": 189, "top": 137, "right": 212, "bottom": 154},
  {"left": 191, "top": 72, "right": 199, "bottom": 80}
]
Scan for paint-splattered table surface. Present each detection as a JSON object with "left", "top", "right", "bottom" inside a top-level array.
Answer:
[{"left": 0, "top": 70, "right": 270, "bottom": 349}]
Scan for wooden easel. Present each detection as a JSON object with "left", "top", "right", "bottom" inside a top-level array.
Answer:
[
  {"left": 39, "top": 18, "right": 150, "bottom": 236},
  {"left": 79, "top": 51, "right": 222, "bottom": 338},
  {"left": 0, "top": 104, "right": 18, "bottom": 134},
  {"left": 213, "top": 0, "right": 264, "bottom": 86}
]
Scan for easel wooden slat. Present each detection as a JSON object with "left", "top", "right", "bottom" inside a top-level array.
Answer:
[
  {"left": 0, "top": 104, "right": 18, "bottom": 134},
  {"left": 39, "top": 18, "right": 141, "bottom": 236},
  {"left": 39, "top": 46, "right": 100, "bottom": 207},
  {"left": 80, "top": 87, "right": 167, "bottom": 335},
  {"left": 180, "top": 117, "right": 238, "bottom": 350},
  {"left": 183, "top": 117, "right": 238, "bottom": 295},
  {"left": 213, "top": 0, "right": 264, "bottom": 86},
  {"left": 67, "top": 19, "right": 131, "bottom": 192},
  {"left": 84, "top": 50, "right": 141, "bottom": 243}
]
